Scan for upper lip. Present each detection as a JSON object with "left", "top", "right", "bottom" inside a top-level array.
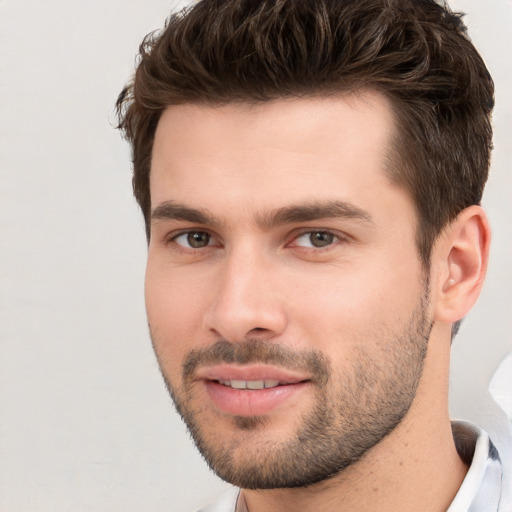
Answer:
[{"left": 195, "top": 364, "right": 311, "bottom": 384}]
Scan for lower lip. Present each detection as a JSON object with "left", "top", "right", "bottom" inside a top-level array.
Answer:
[{"left": 204, "top": 380, "right": 310, "bottom": 416}]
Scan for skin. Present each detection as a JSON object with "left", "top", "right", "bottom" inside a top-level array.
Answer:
[{"left": 146, "top": 92, "right": 490, "bottom": 512}]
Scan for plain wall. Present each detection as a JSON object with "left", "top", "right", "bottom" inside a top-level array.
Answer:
[{"left": 0, "top": 1, "right": 510, "bottom": 510}]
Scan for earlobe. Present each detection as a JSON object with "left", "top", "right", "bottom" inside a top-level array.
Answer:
[{"left": 433, "top": 205, "right": 491, "bottom": 324}]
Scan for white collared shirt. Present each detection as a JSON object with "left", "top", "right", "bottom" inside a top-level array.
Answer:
[{"left": 448, "top": 421, "right": 509, "bottom": 512}]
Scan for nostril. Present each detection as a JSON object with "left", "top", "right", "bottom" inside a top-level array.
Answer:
[{"left": 249, "top": 327, "right": 268, "bottom": 334}]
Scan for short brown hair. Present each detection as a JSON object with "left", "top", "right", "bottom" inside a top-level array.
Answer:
[{"left": 116, "top": 0, "right": 494, "bottom": 265}]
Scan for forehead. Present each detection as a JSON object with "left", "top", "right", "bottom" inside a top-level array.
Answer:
[{"left": 150, "top": 93, "right": 401, "bottom": 217}]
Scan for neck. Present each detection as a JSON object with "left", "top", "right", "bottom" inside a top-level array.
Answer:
[{"left": 238, "top": 326, "right": 468, "bottom": 512}]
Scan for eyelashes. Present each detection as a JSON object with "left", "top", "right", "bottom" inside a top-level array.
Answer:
[{"left": 291, "top": 230, "right": 346, "bottom": 249}]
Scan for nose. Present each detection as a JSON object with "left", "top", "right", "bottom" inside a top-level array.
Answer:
[{"left": 202, "top": 245, "right": 288, "bottom": 343}]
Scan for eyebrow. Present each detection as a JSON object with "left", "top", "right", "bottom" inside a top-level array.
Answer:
[
  {"left": 261, "top": 200, "right": 373, "bottom": 228},
  {"left": 151, "top": 201, "right": 217, "bottom": 225},
  {"left": 151, "top": 200, "right": 373, "bottom": 228}
]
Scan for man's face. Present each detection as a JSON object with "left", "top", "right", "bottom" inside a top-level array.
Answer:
[{"left": 146, "top": 94, "right": 432, "bottom": 488}]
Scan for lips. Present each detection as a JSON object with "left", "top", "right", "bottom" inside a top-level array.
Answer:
[
  {"left": 195, "top": 364, "right": 311, "bottom": 416},
  {"left": 196, "top": 363, "right": 310, "bottom": 383}
]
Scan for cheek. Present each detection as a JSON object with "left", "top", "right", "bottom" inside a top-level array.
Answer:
[
  {"left": 287, "top": 259, "right": 424, "bottom": 353},
  {"left": 145, "top": 262, "right": 210, "bottom": 370}
]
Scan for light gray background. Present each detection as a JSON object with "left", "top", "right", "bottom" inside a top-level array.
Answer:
[{"left": 0, "top": 1, "right": 510, "bottom": 511}]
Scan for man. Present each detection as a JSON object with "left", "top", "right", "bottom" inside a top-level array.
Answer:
[{"left": 116, "top": 0, "right": 510, "bottom": 510}]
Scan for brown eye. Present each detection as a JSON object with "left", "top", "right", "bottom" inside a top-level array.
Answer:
[
  {"left": 294, "top": 231, "right": 337, "bottom": 248},
  {"left": 310, "top": 232, "right": 335, "bottom": 247},
  {"left": 174, "top": 231, "right": 211, "bottom": 248}
]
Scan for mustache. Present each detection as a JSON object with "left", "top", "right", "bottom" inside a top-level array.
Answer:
[{"left": 182, "top": 339, "right": 331, "bottom": 384}]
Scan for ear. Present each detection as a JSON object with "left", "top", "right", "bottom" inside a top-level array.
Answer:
[{"left": 432, "top": 205, "right": 491, "bottom": 323}]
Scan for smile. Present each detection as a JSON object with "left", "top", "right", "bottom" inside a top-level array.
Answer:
[
  {"left": 204, "top": 378, "right": 311, "bottom": 416},
  {"left": 194, "top": 364, "right": 313, "bottom": 416}
]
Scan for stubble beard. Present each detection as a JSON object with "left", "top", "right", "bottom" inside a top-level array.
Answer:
[{"left": 151, "top": 291, "right": 432, "bottom": 490}]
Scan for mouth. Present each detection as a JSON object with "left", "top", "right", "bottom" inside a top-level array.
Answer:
[{"left": 196, "top": 365, "right": 312, "bottom": 416}]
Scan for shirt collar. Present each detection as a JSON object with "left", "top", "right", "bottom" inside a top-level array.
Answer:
[{"left": 447, "top": 420, "right": 504, "bottom": 512}]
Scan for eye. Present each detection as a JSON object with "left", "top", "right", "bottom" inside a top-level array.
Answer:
[
  {"left": 293, "top": 231, "right": 338, "bottom": 248},
  {"left": 173, "top": 231, "right": 213, "bottom": 249}
]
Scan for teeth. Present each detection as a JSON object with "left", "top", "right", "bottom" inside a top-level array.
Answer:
[
  {"left": 247, "top": 380, "right": 264, "bottom": 390},
  {"left": 230, "top": 380, "right": 247, "bottom": 389},
  {"left": 219, "top": 379, "right": 280, "bottom": 390}
]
